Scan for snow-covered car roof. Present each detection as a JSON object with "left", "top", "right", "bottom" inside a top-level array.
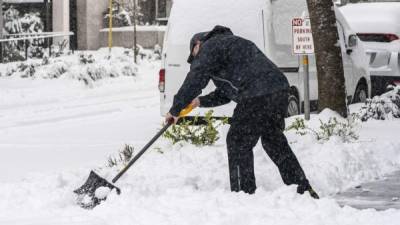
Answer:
[{"left": 338, "top": 3, "right": 400, "bottom": 35}]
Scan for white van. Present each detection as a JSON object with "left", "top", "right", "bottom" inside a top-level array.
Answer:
[{"left": 159, "top": 0, "right": 370, "bottom": 118}]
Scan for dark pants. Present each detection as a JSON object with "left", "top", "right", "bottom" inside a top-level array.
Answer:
[{"left": 227, "top": 90, "right": 309, "bottom": 194}]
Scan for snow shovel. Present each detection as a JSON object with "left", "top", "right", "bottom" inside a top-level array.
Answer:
[{"left": 74, "top": 104, "right": 194, "bottom": 209}]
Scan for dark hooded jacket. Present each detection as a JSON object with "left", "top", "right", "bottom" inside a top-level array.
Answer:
[{"left": 169, "top": 25, "right": 290, "bottom": 116}]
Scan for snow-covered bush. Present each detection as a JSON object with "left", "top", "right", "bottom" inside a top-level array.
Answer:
[
  {"left": 314, "top": 116, "right": 359, "bottom": 142},
  {"left": 359, "top": 86, "right": 400, "bottom": 121},
  {"left": 53, "top": 39, "right": 70, "bottom": 57},
  {"left": 163, "top": 110, "right": 228, "bottom": 146},
  {"left": 79, "top": 53, "right": 95, "bottom": 64},
  {"left": 2, "top": 6, "right": 45, "bottom": 61},
  {"left": 153, "top": 44, "right": 162, "bottom": 60},
  {"left": 104, "top": 9, "right": 131, "bottom": 27},
  {"left": 2, "top": 48, "right": 139, "bottom": 84},
  {"left": 103, "top": 0, "right": 145, "bottom": 27},
  {"left": 3, "top": 6, "right": 24, "bottom": 62},
  {"left": 286, "top": 117, "right": 307, "bottom": 135},
  {"left": 134, "top": 44, "right": 162, "bottom": 61},
  {"left": 103, "top": 3, "right": 132, "bottom": 27},
  {"left": 107, "top": 144, "right": 134, "bottom": 168},
  {"left": 21, "top": 12, "right": 43, "bottom": 33},
  {"left": 5, "top": 62, "right": 37, "bottom": 78},
  {"left": 3, "top": 6, "right": 22, "bottom": 34},
  {"left": 286, "top": 111, "right": 359, "bottom": 143},
  {"left": 39, "top": 61, "right": 68, "bottom": 79}
]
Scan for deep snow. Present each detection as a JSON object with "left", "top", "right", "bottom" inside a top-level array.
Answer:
[{"left": 1, "top": 50, "right": 400, "bottom": 224}]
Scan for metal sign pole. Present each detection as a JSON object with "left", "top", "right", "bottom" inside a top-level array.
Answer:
[
  {"left": 303, "top": 55, "right": 310, "bottom": 120},
  {"left": 293, "top": 17, "right": 313, "bottom": 120}
]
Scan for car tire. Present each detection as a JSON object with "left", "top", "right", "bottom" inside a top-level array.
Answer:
[
  {"left": 353, "top": 83, "right": 368, "bottom": 103},
  {"left": 287, "top": 95, "right": 300, "bottom": 117}
]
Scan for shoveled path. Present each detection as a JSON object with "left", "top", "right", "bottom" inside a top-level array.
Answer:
[{"left": 335, "top": 170, "right": 400, "bottom": 210}]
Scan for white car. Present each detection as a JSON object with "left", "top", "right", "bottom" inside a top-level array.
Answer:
[
  {"left": 339, "top": 1, "right": 400, "bottom": 96},
  {"left": 159, "top": 0, "right": 370, "bottom": 119}
]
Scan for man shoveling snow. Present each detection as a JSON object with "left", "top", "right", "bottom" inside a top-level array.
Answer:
[{"left": 165, "top": 25, "right": 319, "bottom": 198}]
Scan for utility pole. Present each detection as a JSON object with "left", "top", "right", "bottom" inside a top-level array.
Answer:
[{"left": 133, "top": 0, "right": 137, "bottom": 63}]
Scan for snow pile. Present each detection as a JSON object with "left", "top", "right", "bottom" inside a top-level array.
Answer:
[
  {"left": 1, "top": 55, "right": 400, "bottom": 223},
  {"left": 2, "top": 111, "right": 400, "bottom": 224},
  {"left": 95, "top": 187, "right": 112, "bottom": 199},
  {"left": 284, "top": 109, "right": 400, "bottom": 195},
  {"left": 359, "top": 86, "right": 400, "bottom": 121},
  {"left": 0, "top": 48, "right": 142, "bottom": 85}
]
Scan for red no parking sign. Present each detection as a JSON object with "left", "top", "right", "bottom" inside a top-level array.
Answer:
[{"left": 292, "top": 18, "right": 315, "bottom": 55}]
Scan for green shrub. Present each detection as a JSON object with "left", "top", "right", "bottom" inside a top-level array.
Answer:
[
  {"left": 163, "top": 110, "right": 228, "bottom": 146},
  {"left": 315, "top": 117, "right": 359, "bottom": 142},
  {"left": 286, "top": 117, "right": 307, "bottom": 135},
  {"left": 286, "top": 115, "right": 359, "bottom": 142},
  {"left": 107, "top": 144, "right": 135, "bottom": 167}
]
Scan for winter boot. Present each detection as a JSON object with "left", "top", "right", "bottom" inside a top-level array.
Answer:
[{"left": 297, "top": 183, "right": 320, "bottom": 199}]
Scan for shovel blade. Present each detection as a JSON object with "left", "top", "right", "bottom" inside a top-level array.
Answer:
[{"left": 74, "top": 171, "right": 121, "bottom": 209}]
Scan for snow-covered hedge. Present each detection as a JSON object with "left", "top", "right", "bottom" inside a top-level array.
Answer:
[
  {"left": 359, "top": 86, "right": 400, "bottom": 121},
  {"left": 0, "top": 48, "right": 143, "bottom": 85}
]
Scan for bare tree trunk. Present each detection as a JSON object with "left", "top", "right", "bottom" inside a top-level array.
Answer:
[{"left": 306, "top": 0, "right": 348, "bottom": 117}]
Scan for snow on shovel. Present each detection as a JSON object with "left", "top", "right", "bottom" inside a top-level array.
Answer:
[{"left": 74, "top": 104, "right": 194, "bottom": 209}]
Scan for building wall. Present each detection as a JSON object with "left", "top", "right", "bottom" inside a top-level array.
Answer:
[
  {"left": 76, "top": 0, "right": 108, "bottom": 50},
  {"left": 52, "top": 0, "right": 69, "bottom": 47},
  {"left": 73, "top": 0, "right": 172, "bottom": 50},
  {"left": 166, "top": 0, "right": 172, "bottom": 17},
  {"left": 99, "top": 29, "right": 165, "bottom": 49}
]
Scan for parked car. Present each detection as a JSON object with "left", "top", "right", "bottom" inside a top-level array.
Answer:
[
  {"left": 338, "top": 1, "right": 400, "bottom": 96},
  {"left": 159, "top": 0, "right": 370, "bottom": 118}
]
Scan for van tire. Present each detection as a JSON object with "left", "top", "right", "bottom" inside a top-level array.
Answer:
[
  {"left": 353, "top": 83, "right": 368, "bottom": 103},
  {"left": 287, "top": 95, "right": 300, "bottom": 117}
]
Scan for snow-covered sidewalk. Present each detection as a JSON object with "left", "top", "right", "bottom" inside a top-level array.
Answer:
[{"left": 1, "top": 52, "right": 400, "bottom": 224}]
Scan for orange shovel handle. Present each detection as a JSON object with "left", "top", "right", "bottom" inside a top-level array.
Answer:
[{"left": 179, "top": 103, "right": 194, "bottom": 118}]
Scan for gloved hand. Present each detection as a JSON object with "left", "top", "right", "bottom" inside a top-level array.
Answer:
[
  {"left": 191, "top": 97, "right": 200, "bottom": 109},
  {"left": 165, "top": 100, "right": 198, "bottom": 125},
  {"left": 165, "top": 112, "right": 179, "bottom": 124}
]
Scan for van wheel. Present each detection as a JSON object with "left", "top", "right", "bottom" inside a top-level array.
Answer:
[
  {"left": 287, "top": 95, "right": 300, "bottom": 117},
  {"left": 353, "top": 83, "right": 368, "bottom": 103}
]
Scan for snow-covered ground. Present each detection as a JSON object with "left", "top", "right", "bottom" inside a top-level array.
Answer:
[{"left": 1, "top": 50, "right": 400, "bottom": 224}]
